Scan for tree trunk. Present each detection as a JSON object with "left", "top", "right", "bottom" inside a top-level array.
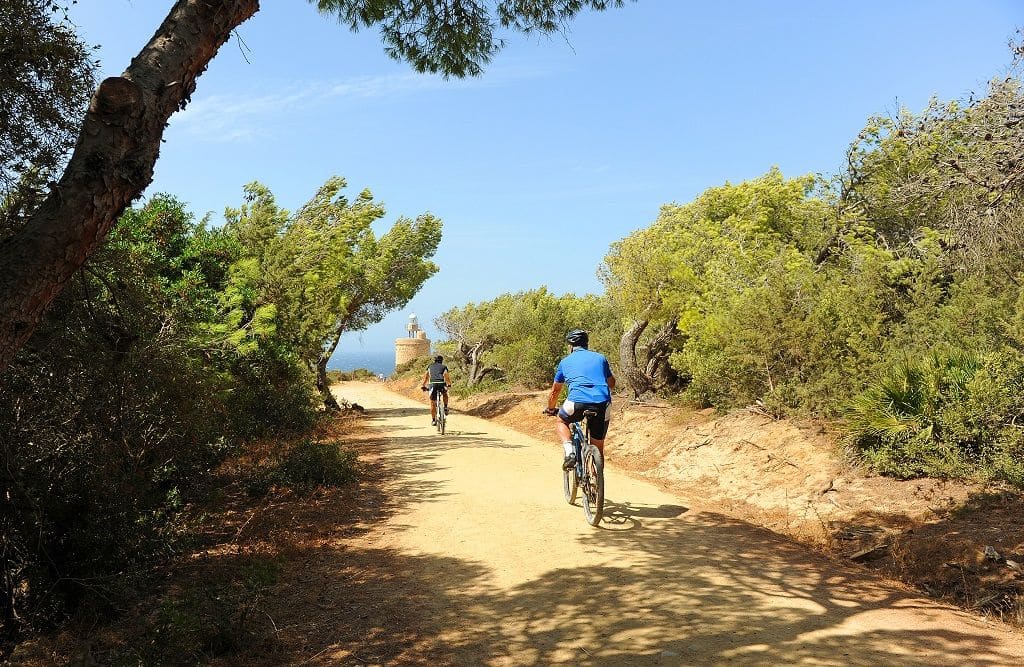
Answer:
[
  {"left": 619, "top": 318, "right": 653, "bottom": 398},
  {"left": 0, "top": 0, "right": 260, "bottom": 374},
  {"left": 643, "top": 319, "right": 681, "bottom": 390},
  {"left": 317, "top": 328, "right": 344, "bottom": 412}
]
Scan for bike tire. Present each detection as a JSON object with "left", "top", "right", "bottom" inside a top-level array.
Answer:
[
  {"left": 439, "top": 411, "right": 446, "bottom": 434},
  {"left": 563, "top": 465, "right": 578, "bottom": 504},
  {"left": 581, "top": 445, "right": 604, "bottom": 526}
]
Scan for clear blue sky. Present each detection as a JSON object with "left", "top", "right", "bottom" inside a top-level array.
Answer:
[{"left": 70, "top": 1, "right": 1022, "bottom": 359}]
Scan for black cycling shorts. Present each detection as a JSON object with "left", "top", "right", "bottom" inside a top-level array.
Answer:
[
  {"left": 557, "top": 400, "right": 611, "bottom": 440},
  {"left": 429, "top": 383, "right": 448, "bottom": 400}
]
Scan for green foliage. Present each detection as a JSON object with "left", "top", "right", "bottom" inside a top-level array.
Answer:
[
  {"left": 327, "top": 367, "right": 378, "bottom": 382},
  {"left": 435, "top": 288, "right": 621, "bottom": 389},
  {"left": 0, "top": 0, "right": 97, "bottom": 200},
  {"left": 846, "top": 352, "right": 1024, "bottom": 482},
  {"left": 121, "top": 558, "right": 282, "bottom": 664},
  {"left": 223, "top": 177, "right": 440, "bottom": 408},
  {"left": 247, "top": 440, "right": 359, "bottom": 497},
  {"left": 0, "top": 195, "right": 244, "bottom": 627},
  {"left": 312, "top": 0, "right": 628, "bottom": 77},
  {"left": 595, "top": 72, "right": 1024, "bottom": 485},
  {"left": 0, "top": 174, "right": 429, "bottom": 636}
]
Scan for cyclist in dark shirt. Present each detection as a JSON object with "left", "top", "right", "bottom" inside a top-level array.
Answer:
[
  {"left": 544, "top": 329, "right": 616, "bottom": 470},
  {"left": 421, "top": 355, "right": 451, "bottom": 426}
]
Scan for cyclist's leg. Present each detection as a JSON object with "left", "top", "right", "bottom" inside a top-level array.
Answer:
[
  {"left": 442, "top": 387, "right": 449, "bottom": 413},
  {"left": 557, "top": 401, "right": 584, "bottom": 468},
  {"left": 586, "top": 402, "right": 611, "bottom": 457},
  {"left": 429, "top": 386, "right": 439, "bottom": 421}
]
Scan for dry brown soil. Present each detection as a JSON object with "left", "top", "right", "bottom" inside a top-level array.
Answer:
[{"left": 308, "top": 381, "right": 1024, "bottom": 665}]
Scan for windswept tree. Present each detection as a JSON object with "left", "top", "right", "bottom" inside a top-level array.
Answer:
[
  {"left": 435, "top": 301, "right": 502, "bottom": 386},
  {"left": 601, "top": 169, "right": 833, "bottom": 399},
  {"left": 220, "top": 177, "right": 441, "bottom": 410},
  {"left": 0, "top": 0, "right": 631, "bottom": 373},
  {"left": 289, "top": 178, "right": 442, "bottom": 409},
  {"left": 599, "top": 219, "right": 680, "bottom": 398}
]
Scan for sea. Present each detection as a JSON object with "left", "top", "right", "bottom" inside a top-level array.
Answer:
[{"left": 327, "top": 349, "right": 395, "bottom": 376}]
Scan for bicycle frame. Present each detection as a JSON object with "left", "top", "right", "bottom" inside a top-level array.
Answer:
[{"left": 569, "top": 421, "right": 588, "bottom": 479}]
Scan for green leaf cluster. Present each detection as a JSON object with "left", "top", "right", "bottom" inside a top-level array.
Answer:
[{"left": 435, "top": 287, "right": 620, "bottom": 388}]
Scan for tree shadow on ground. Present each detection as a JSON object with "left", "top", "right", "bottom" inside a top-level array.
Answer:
[
  {"left": 463, "top": 393, "right": 538, "bottom": 419},
  {"left": 245, "top": 513, "right": 1021, "bottom": 666},
  {"left": 826, "top": 489, "right": 1024, "bottom": 626},
  {"left": 63, "top": 407, "right": 1021, "bottom": 666},
  {"left": 224, "top": 431, "right": 1024, "bottom": 666}
]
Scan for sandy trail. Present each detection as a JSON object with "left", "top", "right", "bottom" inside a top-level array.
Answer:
[{"left": 314, "top": 382, "right": 1024, "bottom": 666}]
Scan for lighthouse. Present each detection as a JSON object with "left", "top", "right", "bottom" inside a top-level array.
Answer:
[{"left": 395, "top": 313, "right": 430, "bottom": 368}]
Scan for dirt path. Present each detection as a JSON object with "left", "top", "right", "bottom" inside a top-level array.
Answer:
[{"left": 317, "top": 381, "right": 1024, "bottom": 666}]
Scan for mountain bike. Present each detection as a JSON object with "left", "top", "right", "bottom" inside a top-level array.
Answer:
[
  {"left": 436, "top": 389, "right": 447, "bottom": 434},
  {"left": 423, "top": 383, "right": 448, "bottom": 434},
  {"left": 561, "top": 409, "right": 605, "bottom": 526}
]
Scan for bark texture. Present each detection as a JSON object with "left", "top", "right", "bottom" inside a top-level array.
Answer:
[
  {"left": 455, "top": 338, "right": 503, "bottom": 386},
  {"left": 317, "top": 333, "right": 343, "bottom": 412},
  {"left": 619, "top": 318, "right": 652, "bottom": 398},
  {"left": 0, "top": 0, "right": 260, "bottom": 373},
  {"left": 619, "top": 318, "right": 682, "bottom": 399}
]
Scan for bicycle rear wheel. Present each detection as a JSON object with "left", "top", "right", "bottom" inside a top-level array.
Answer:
[
  {"left": 437, "top": 409, "right": 445, "bottom": 434},
  {"left": 581, "top": 445, "right": 604, "bottom": 526}
]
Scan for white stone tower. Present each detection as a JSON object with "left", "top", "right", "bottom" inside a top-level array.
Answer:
[{"left": 395, "top": 313, "right": 430, "bottom": 368}]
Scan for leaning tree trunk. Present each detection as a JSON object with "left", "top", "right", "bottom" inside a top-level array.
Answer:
[
  {"left": 0, "top": 0, "right": 260, "bottom": 374},
  {"left": 317, "top": 328, "right": 345, "bottom": 412},
  {"left": 619, "top": 318, "right": 654, "bottom": 398},
  {"left": 643, "top": 318, "right": 681, "bottom": 390}
]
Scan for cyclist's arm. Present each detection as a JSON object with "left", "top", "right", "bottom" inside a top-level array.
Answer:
[
  {"left": 603, "top": 357, "right": 616, "bottom": 391},
  {"left": 421, "top": 370, "right": 430, "bottom": 386},
  {"left": 546, "top": 381, "right": 565, "bottom": 411},
  {"left": 443, "top": 371, "right": 452, "bottom": 386}
]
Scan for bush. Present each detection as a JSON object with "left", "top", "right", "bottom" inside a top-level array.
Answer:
[
  {"left": 110, "top": 558, "right": 282, "bottom": 664},
  {"left": 393, "top": 354, "right": 433, "bottom": 379},
  {"left": 247, "top": 440, "right": 359, "bottom": 497},
  {"left": 327, "top": 367, "right": 378, "bottom": 382},
  {"left": 845, "top": 351, "right": 1024, "bottom": 483}
]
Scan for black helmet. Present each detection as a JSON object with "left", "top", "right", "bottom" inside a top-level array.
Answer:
[
  {"left": 565, "top": 329, "right": 589, "bottom": 348},
  {"left": 434, "top": 355, "right": 443, "bottom": 363}
]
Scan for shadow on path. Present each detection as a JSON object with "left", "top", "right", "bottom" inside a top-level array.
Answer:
[{"left": 224, "top": 402, "right": 1024, "bottom": 666}]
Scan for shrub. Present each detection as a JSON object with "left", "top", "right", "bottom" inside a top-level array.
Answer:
[
  {"left": 247, "top": 440, "right": 359, "bottom": 496},
  {"left": 116, "top": 558, "right": 282, "bottom": 664},
  {"left": 845, "top": 351, "right": 1024, "bottom": 483}
]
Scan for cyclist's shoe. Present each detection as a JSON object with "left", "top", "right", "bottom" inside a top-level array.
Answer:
[
  {"left": 444, "top": 406, "right": 450, "bottom": 415},
  {"left": 562, "top": 453, "right": 577, "bottom": 470},
  {"left": 431, "top": 418, "right": 437, "bottom": 426}
]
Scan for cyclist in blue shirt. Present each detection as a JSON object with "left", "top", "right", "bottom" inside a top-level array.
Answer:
[{"left": 544, "top": 329, "right": 616, "bottom": 470}]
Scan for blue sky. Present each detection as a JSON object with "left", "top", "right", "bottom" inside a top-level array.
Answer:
[{"left": 70, "top": 1, "right": 1022, "bottom": 359}]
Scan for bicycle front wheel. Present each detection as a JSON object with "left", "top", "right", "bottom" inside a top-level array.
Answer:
[{"left": 581, "top": 445, "right": 604, "bottom": 526}]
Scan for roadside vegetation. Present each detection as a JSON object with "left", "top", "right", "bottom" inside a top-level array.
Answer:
[
  {"left": 0, "top": 178, "right": 438, "bottom": 649},
  {"left": 436, "top": 60, "right": 1024, "bottom": 489}
]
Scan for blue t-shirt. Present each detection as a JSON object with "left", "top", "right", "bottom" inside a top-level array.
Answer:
[{"left": 554, "top": 349, "right": 613, "bottom": 403}]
